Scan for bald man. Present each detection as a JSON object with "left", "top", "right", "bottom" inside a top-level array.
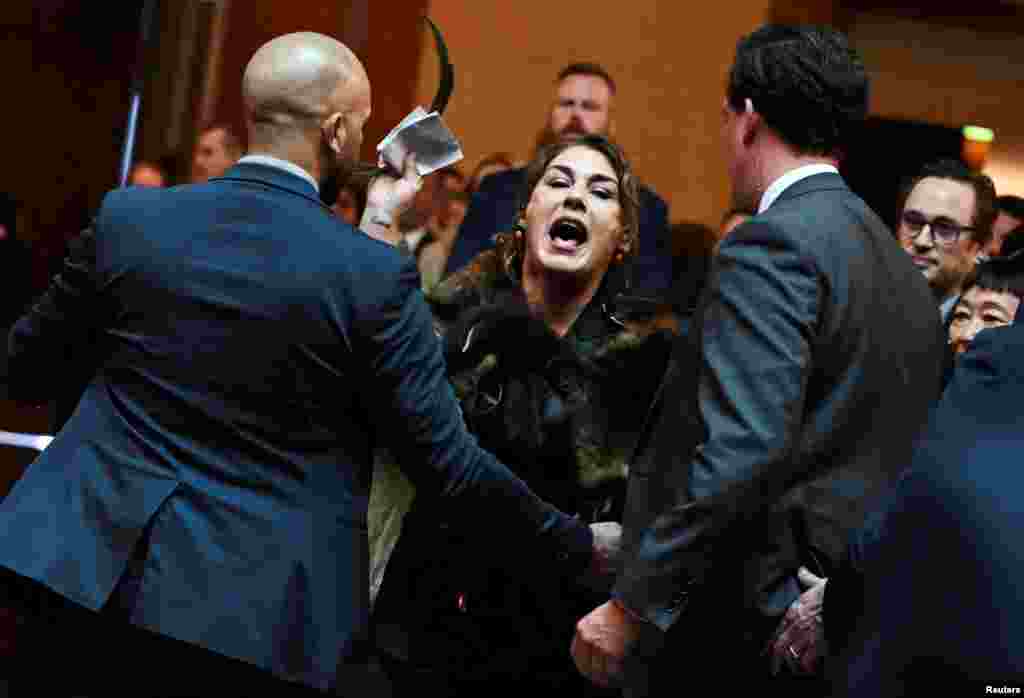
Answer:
[{"left": 0, "top": 32, "right": 605, "bottom": 695}]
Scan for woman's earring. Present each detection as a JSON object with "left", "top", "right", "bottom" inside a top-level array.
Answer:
[
  {"left": 614, "top": 249, "right": 625, "bottom": 264},
  {"left": 514, "top": 220, "right": 526, "bottom": 239}
]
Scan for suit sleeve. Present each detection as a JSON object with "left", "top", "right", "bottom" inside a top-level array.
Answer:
[
  {"left": 613, "top": 220, "right": 821, "bottom": 630},
  {"left": 350, "top": 253, "right": 593, "bottom": 574},
  {"left": 7, "top": 221, "right": 110, "bottom": 404}
]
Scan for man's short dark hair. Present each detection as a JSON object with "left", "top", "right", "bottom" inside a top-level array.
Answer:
[
  {"left": 997, "top": 195, "right": 1024, "bottom": 221},
  {"left": 557, "top": 63, "right": 616, "bottom": 95},
  {"left": 727, "top": 25, "right": 868, "bottom": 156},
  {"left": 898, "top": 159, "right": 998, "bottom": 247}
]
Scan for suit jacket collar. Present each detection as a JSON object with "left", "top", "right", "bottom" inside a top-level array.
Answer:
[
  {"left": 213, "top": 162, "right": 333, "bottom": 214},
  {"left": 771, "top": 171, "right": 848, "bottom": 208}
]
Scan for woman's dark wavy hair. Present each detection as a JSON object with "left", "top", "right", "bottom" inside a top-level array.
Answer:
[
  {"left": 489, "top": 134, "right": 640, "bottom": 281},
  {"left": 727, "top": 24, "right": 869, "bottom": 157}
]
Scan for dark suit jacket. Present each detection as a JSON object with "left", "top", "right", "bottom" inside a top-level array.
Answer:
[
  {"left": 445, "top": 167, "right": 673, "bottom": 294},
  {"left": 835, "top": 322, "right": 1024, "bottom": 694},
  {"left": 0, "top": 163, "right": 592, "bottom": 691},
  {"left": 613, "top": 173, "right": 946, "bottom": 675}
]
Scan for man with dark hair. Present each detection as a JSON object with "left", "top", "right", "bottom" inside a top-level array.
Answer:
[
  {"left": 190, "top": 124, "right": 243, "bottom": 183},
  {"left": 985, "top": 194, "right": 1024, "bottom": 257},
  {"left": 444, "top": 63, "right": 672, "bottom": 295},
  {"left": 896, "top": 159, "right": 997, "bottom": 321},
  {"left": 571, "top": 25, "right": 945, "bottom": 695}
]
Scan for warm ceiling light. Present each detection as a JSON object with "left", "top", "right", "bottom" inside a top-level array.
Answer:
[{"left": 962, "top": 125, "right": 995, "bottom": 143}]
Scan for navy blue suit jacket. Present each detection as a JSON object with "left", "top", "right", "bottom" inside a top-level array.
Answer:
[
  {"left": 835, "top": 323, "right": 1024, "bottom": 694},
  {"left": 0, "top": 163, "right": 591, "bottom": 691},
  {"left": 446, "top": 167, "right": 672, "bottom": 294}
]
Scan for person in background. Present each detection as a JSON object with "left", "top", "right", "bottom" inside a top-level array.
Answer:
[
  {"left": 467, "top": 153, "right": 515, "bottom": 195},
  {"left": 948, "top": 252, "right": 1024, "bottom": 356},
  {"left": 896, "top": 159, "right": 997, "bottom": 322},
  {"left": 438, "top": 165, "right": 467, "bottom": 195},
  {"left": 190, "top": 124, "right": 243, "bottom": 183},
  {"left": 128, "top": 161, "right": 167, "bottom": 188},
  {"left": 446, "top": 63, "right": 672, "bottom": 296}
]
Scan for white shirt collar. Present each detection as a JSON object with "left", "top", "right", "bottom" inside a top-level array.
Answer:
[
  {"left": 236, "top": 154, "right": 319, "bottom": 193},
  {"left": 757, "top": 163, "right": 839, "bottom": 214}
]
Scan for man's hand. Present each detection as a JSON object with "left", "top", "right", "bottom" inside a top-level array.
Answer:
[
  {"left": 571, "top": 600, "right": 643, "bottom": 688},
  {"left": 360, "top": 154, "right": 423, "bottom": 244},
  {"left": 769, "top": 566, "right": 828, "bottom": 676},
  {"left": 365, "top": 154, "right": 423, "bottom": 220}
]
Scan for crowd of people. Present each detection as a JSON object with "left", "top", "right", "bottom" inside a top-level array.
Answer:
[{"left": 0, "top": 20, "right": 1022, "bottom": 698}]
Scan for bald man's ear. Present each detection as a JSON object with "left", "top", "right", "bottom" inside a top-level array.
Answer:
[{"left": 322, "top": 112, "right": 347, "bottom": 155}]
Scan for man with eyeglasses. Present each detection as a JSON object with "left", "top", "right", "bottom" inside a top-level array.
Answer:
[{"left": 896, "top": 159, "right": 998, "bottom": 322}]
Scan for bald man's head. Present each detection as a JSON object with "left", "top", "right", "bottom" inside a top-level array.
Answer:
[{"left": 243, "top": 32, "right": 371, "bottom": 187}]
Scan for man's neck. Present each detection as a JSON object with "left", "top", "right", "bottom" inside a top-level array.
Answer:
[
  {"left": 758, "top": 152, "right": 837, "bottom": 197},
  {"left": 246, "top": 140, "right": 321, "bottom": 185}
]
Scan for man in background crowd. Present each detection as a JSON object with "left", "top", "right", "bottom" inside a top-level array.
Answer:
[
  {"left": 445, "top": 63, "right": 672, "bottom": 295},
  {"left": 896, "top": 159, "right": 997, "bottom": 321},
  {"left": 190, "top": 124, "right": 243, "bottom": 183},
  {"left": 128, "top": 161, "right": 167, "bottom": 188}
]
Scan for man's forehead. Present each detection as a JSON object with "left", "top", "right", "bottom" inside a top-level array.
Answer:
[
  {"left": 556, "top": 74, "right": 612, "bottom": 100},
  {"left": 906, "top": 177, "right": 977, "bottom": 220}
]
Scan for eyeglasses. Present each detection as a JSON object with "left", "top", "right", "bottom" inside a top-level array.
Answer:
[{"left": 899, "top": 210, "right": 975, "bottom": 247}]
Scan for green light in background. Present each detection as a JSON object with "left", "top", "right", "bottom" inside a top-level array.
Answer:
[{"left": 962, "top": 125, "right": 995, "bottom": 143}]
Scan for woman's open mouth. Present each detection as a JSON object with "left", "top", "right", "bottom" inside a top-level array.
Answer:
[{"left": 547, "top": 217, "right": 588, "bottom": 252}]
